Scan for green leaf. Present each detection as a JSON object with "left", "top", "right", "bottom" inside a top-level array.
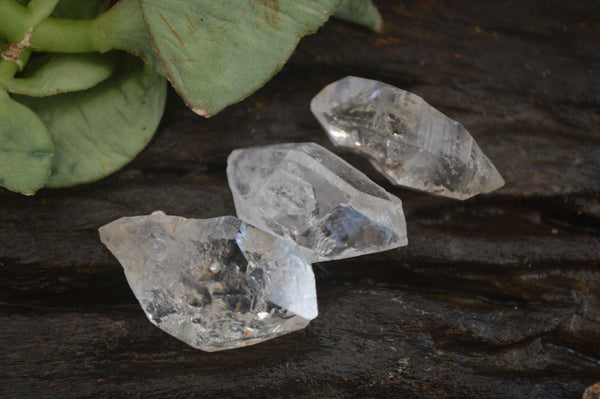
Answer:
[
  {"left": 5, "top": 53, "right": 116, "bottom": 96},
  {"left": 140, "top": 0, "right": 341, "bottom": 117},
  {"left": 334, "top": 0, "right": 383, "bottom": 32},
  {"left": 0, "top": 90, "right": 53, "bottom": 195},
  {"left": 91, "top": 0, "right": 164, "bottom": 75},
  {"left": 28, "top": 0, "right": 61, "bottom": 24},
  {"left": 52, "top": 0, "right": 111, "bottom": 19},
  {"left": 18, "top": 57, "right": 167, "bottom": 188}
]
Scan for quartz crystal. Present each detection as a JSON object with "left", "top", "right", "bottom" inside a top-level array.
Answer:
[
  {"left": 99, "top": 211, "right": 317, "bottom": 352},
  {"left": 311, "top": 76, "right": 505, "bottom": 200},
  {"left": 227, "top": 142, "right": 407, "bottom": 263}
]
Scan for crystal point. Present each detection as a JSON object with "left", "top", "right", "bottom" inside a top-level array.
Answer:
[
  {"left": 311, "top": 76, "right": 505, "bottom": 200},
  {"left": 99, "top": 212, "right": 317, "bottom": 352},
  {"left": 227, "top": 142, "right": 407, "bottom": 262}
]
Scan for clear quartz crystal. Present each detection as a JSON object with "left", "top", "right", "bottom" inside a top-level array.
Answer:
[
  {"left": 99, "top": 211, "right": 317, "bottom": 352},
  {"left": 311, "top": 76, "right": 505, "bottom": 200},
  {"left": 227, "top": 142, "right": 407, "bottom": 263}
]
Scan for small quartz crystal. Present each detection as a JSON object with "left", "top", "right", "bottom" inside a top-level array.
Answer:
[
  {"left": 99, "top": 211, "right": 317, "bottom": 352},
  {"left": 311, "top": 76, "right": 505, "bottom": 200},
  {"left": 227, "top": 142, "right": 407, "bottom": 263}
]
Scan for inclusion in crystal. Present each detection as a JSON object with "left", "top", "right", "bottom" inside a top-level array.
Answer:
[
  {"left": 99, "top": 211, "right": 317, "bottom": 352},
  {"left": 227, "top": 142, "right": 407, "bottom": 263},
  {"left": 311, "top": 76, "right": 505, "bottom": 200}
]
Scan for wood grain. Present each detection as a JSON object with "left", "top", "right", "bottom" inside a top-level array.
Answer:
[{"left": 1, "top": 1, "right": 599, "bottom": 397}]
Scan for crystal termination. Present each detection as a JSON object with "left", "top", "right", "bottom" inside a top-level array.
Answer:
[
  {"left": 311, "top": 76, "right": 505, "bottom": 200},
  {"left": 99, "top": 212, "right": 317, "bottom": 352}
]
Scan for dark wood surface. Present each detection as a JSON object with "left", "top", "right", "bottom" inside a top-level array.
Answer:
[{"left": 2, "top": 1, "right": 599, "bottom": 398}]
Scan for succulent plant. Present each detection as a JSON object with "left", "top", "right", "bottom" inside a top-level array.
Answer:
[{"left": 0, "top": 0, "right": 381, "bottom": 195}]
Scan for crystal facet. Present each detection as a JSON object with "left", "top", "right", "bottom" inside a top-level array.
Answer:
[
  {"left": 311, "top": 76, "right": 505, "bottom": 200},
  {"left": 227, "top": 142, "right": 407, "bottom": 263},
  {"left": 99, "top": 211, "right": 317, "bottom": 352}
]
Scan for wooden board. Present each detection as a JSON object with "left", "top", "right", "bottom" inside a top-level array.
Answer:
[{"left": 1, "top": 1, "right": 599, "bottom": 397}]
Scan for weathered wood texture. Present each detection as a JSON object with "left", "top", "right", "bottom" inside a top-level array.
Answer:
[{"left": 2, "top": 1, "right": 599, "bottom": 398}]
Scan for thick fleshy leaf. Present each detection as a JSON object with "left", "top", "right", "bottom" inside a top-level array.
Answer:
[
  {"left": 91, "top": 0, "right": 164, "bottom": 75},
  {"left": 0, "top": 90, "right": 53, "bottom": 195},
  {"left": 28, "top": 0, "right": 61, "bottom": 23},
  {"left": 5, "top": 53, "right": 116, "bottom": 96},
  {"left": 52, "top": 0, "right": 111, "bottom": 19},
  {"left": 334, "top": 0, "right": 383, "bottom": 32},
  {"left": 140, "top": 0, "right": 341, "bottom": 116},
  {"left": 18, "top": 58, "right": 166, "bottom": 188}
]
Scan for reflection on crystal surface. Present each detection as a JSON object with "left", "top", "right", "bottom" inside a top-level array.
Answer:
[
  {"left": 227, "top": 143, "right": 407, "bottom": 262},
  {"left": 311, "top": 76, "right": 505, "bottom": 200},
  {"left": 99, "top": 211, "right": 317, "bottom": 352}
]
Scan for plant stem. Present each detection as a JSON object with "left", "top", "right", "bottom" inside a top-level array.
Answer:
[
  {"left": 1, "top": 1, "right": 98, "bottom": 53},
  {"left": 0, "top": 59, "right": 18, "bottom": 83},
  {"left": 0, "top": 47, "right": 31, "bottom": 83},
  {"left": 0, "top": 0, "right": 33, "bottom": 42},
  {"left": 30, "top": 17, "right": 97, "bottom": 53}
]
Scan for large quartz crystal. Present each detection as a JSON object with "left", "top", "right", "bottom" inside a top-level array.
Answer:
[
  {"left": 227, "top": 142, "right": 407, "bottom": 263},
  {"left": 311, "top": 76, "right": 505, "bottom": 200},
  {"left": 99, "top": 211, "right": 317, "bottom": 352}
]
